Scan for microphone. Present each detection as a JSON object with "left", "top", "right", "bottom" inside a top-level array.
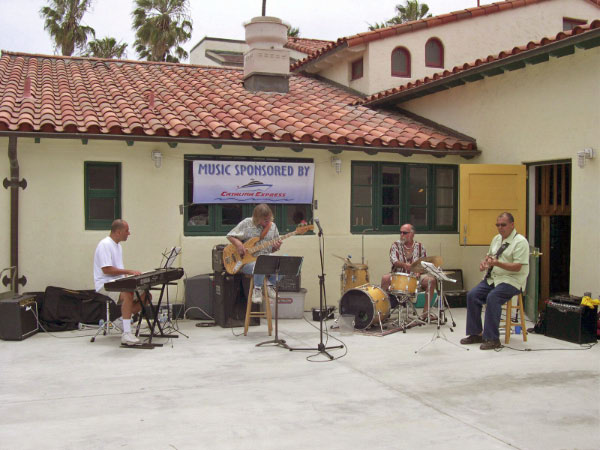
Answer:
[{"left": 314, "top": 217, "right": 323, "bottom": 235}]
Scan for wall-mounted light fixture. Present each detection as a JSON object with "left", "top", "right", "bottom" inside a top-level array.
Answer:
[
  {"left": 331, "top": 156, "right": 342, "bottom": 174},
  {"left": 577, "top": 147, "right": 595, "bottom": 168},
  {"left": 151, "top": 150, "right": 163, "bottom": 168}
]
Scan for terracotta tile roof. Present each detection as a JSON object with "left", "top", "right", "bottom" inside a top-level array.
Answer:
[
  {"left": 358, "top": 20, "right": 600, "bottom": 106},
  {"left": 292, "top": 0, "right": 599, "bottom": 71},
  {"left": 285, "top": 37, "right": 334, "bottom": 55},
  {"left": 0, "top": 52, "right": 477, "bottom": 154}
]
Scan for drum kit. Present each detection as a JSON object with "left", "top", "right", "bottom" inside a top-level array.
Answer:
[{"left": 336, "top": 254, "right": 453, "bottom": 334}]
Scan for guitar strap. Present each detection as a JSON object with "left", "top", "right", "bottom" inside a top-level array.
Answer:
[
  {"left": 485, "top": 240, "right": 511, "bottom": 280},
  {"left": 259, "top": 221, "right": 271, "bottom": 241}
]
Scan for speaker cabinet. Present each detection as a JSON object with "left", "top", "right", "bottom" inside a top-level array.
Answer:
[
  {"left": 184, "top": 274, "right": 215, "bottom": 320},
  {"left": 0, "top": 295, "right": 39, "bottom": 341},
  {"left": 545, "top": 301, "right": 597, "bottom": 344},
  {"left": 213, "top": 272, "right": 259, "bottom": 328}
]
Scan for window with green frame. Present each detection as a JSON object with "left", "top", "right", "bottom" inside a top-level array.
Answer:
[
  {"left": 351, "top": 162, "right": 457, "bottom": 233},
  {"left": 184, "top": 156, "right": 314, "bottom": 236},
  {"left": 84, "top": 162, "right": 121, "bottom": 230}
]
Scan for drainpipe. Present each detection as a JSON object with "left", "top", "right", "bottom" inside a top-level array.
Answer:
[{"left": 2, "top": 135, "right": 27, "bottom": 292}]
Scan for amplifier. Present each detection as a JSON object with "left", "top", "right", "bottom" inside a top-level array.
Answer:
[
  {"left": 0, "top": 294, "right": 39, "bottom": 341},
  {"left": 184, "top": 274, "right": 214, "bottom": 320},
  {"left": 213, "top": 272, "right": 259, "bottom": 328},
  {"left": 212, "top": 245, "right": 226, "bottom": 272},
  {"left": 278, "top": 273, "right": 301, "bottom": 292},
  {"left": 545, "top": 300, "right": 597, "bottom": 344}
]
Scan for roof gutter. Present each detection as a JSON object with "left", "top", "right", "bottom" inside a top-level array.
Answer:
[
  {"left": 0, "top": 131, "right": 479, "bottom": 158},
  {"left": 365, "top": 26, "right": 600, "bottom": 107},
  {"left": 2, "top": 136, "right": 27, "bottom": 292}
]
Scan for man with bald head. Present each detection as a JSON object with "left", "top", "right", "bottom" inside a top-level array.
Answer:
[
  {"left": 381, "top": 223, "right": 436, "bottom": 320},
  {"left": 94, "top": 219, "right": 149, "bottom": 346}
]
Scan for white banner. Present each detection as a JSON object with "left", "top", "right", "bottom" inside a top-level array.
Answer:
[{"left": 192, "top": 160, "right": 314, "bottom": 204}]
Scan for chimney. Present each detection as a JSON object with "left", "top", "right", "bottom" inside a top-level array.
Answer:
[{"left": 243, "top": 16, "right": 290, "bottom": 93}]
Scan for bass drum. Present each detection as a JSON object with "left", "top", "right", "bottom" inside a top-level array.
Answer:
[{"left": 339, "top": 284, "right": 390, "bottom": 330}]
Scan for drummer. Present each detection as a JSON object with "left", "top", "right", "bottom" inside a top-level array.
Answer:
[{"left": 381, "top": 224, "right": 436, "bottom": 320}]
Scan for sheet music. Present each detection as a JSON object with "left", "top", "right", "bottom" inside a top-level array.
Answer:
[
  {"left": 161, "top": 247, "right": 182, "bottom": 269},
  {"left": 421, "top": 261, "right": 456, "bottom": 283}
]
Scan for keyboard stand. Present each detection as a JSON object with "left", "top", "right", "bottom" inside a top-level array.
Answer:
[{"left": 122, "top": 282, "right": 178, "bottom": 349}]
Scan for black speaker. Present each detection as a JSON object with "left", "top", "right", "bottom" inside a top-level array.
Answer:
[
  {"left": 0, "top": 295, "right": 39, "bottom": 341},
  {"left": 213, "top": 272, "right": 259, "bottom": 328},
  {"left": 184, "top": 274, "right": 215, "bottom": 320},
  {"left": 545, "top": 301, "right": 597, "bottom": 344}
]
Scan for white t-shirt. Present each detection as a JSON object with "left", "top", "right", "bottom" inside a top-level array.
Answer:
[{"left": 94, "top": 236, "right": 124, "bottom": 292}]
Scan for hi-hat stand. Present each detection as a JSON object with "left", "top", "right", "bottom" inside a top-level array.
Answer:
[
  {"left": 255, "top": 255, "right": 304, "bottom": 350},
  {"left": 289, "top": 220, "right": 343, "bottom": 359},
  {"left": 415, "top": 262, "right": 468, "bottom": 353}
]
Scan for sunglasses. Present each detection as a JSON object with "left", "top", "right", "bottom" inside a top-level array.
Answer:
[
  {"left": 496, "top": 223, "right": 509, "bottom": 227},
  {"left": 400, "top": 231, "right": 412, "bottom": 235}
]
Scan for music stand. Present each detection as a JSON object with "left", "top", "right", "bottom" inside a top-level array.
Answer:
[
  {"left": 255, "top": 255, "right": 303, "bottom": 350},
  {"left": 415, "top": 262, "right": 467, "bottom": 353}
]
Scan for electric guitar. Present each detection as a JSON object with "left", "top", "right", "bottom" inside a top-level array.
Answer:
[
  {"left": 483, "top": 242, "right": 510, "bottom": 280},
  {"left": 222, "top": 225, "right": 313, "bottom": 275}
]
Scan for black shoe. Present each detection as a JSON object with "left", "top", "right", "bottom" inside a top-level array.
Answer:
[
  {"left": 480, "top": 339, "right": 502, "bottom": 350},
  {"left": 460, "top": 335, "right": 483, "bottom": 345}
]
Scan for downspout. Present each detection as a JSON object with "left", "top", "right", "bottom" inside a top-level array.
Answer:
[{"left": 2, "top": 135, "right": 27, "bottom": 292}]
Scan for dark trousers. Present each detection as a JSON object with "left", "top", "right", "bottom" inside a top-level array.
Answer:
[{"left": 466, "top": 280, "right": 520, "bottom": 341}]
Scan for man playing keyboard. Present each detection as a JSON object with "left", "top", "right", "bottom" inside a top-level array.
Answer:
[{"left": 94, "top": 219, "right": 149, "bottom": 346}]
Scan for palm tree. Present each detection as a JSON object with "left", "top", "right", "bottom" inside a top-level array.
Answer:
[
  {"left": 84, "top": 37, "right": 128, "bottom": 59},
  {"left": 396, "top": 0, "right": 431, "bottom": 22},
  {"left": 132, "top": 0, "right": 193, "bottom": 63},
  {"left": 368, "top": 0, "right": 432, "bottom": 31},
  {"left": 287, "top": 27, "right": 300, "bottom": 38},
  {"left": 40, "top": 0, "right": 95, "bottom": 56}
]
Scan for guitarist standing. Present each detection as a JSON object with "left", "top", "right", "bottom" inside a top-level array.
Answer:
[
  {"left": 460, "top": 212, "right": 529, "bottom": 350},
  {"left": 227, "top": 204, "right": 282, "bottom": 304}
]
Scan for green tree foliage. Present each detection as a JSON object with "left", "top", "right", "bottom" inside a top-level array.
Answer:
[
  {"left": 287, "top": 27, "right": 300, "bottom": 38},
  {"left": 132, "top": 0, "right": 193, "bottom": 62},
  {"left": 84, "top": 37, "right": 128, "bottom": 59},
  {"left": 40, "top": 0, "right": 96, "bottom": 56},
  {"left": 368, "top": 0, "right": 432, "bottom": 31}
]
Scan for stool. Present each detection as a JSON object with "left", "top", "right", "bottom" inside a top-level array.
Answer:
[
  {"left": 244, "top": 277, "right": 273, "bottom": 336},
  {"left": 501, "top": 292, "right": 528, "bottom": 344}
]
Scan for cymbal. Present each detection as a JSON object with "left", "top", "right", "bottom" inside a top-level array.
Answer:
[
  {"left": 332, "top": 254, "right": 363, "bottom": 268},
  {"left": 409, "top": 256, "right": 443, "bottom": 273}
]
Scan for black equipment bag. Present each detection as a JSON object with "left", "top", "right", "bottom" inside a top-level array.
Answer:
[{"left": 39, "top": 286, "right": 120, "bottom": 331}]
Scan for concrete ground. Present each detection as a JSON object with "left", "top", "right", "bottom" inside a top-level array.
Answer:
[{"left": 1, "top": 308, "right": 599, "bottom": 450}]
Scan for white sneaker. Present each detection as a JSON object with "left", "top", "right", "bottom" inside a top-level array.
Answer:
[
  {"left": 252, "top": 288, "right": 263, "bottom": 304},
  {"left": 266, "top": 285, "right": 277, "bottom": 299},
  {"left": 121, "top": 332, "right": 140, "bottom": 346}
]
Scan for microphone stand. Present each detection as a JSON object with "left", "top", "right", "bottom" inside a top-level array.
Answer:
[{"left": 289, "top": 222, "right": 343, "bottom": 359}]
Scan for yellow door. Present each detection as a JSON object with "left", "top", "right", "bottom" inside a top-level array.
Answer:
[{"left": 460, "top": 164, "right": 527, "bottom": 246}]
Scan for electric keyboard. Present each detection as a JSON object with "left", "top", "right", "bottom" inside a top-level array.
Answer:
[{"left": 104, "top": 268, "right": 184, "bottom": 291}]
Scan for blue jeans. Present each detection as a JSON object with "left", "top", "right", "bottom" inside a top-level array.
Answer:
[
  {"left": 466, "top": 280, "right": 520, "bottom": 341},
  {"left": 241, "top": 261, "right": 278, "bottom": 288}
]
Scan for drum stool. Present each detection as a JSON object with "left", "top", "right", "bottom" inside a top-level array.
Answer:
[
  {"left": 500, "top": 292, "right": 527, "bottom": 344},
  {"left": 243, "top": 277, "right": 273, "bottom": 336}
]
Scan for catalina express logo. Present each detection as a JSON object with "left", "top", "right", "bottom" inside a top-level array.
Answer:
[{"left": 236, "top": 179, "right": 273, "bottom": 191}]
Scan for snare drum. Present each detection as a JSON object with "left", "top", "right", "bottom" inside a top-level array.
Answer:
[
  {"left": 341, "top": 263, "right": 369, "bottom": 294},
  {"left": 339, "top": 284, "right": 390, "bottom": 329},
  {"left": 389, "top": 273, "right": 418, "bottom": 295}
]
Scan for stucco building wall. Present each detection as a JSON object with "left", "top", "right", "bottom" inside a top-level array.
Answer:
[
  {"left": 398, "top": 46, "right": 600, "bottom": 296},
  {"left": 0, "top": 137, "right": 472, "bottom": 309}
]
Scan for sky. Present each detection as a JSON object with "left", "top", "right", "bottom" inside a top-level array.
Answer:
[{"left": 0, "top": 0, "right": 480, "bottom": 59}]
